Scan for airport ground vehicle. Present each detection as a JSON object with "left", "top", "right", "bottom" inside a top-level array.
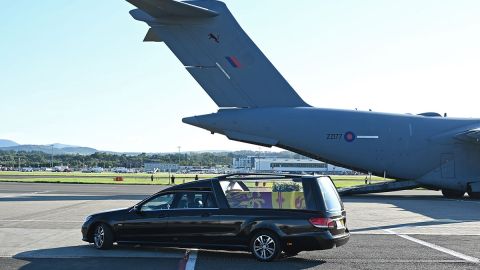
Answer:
[{"left": 82, "top": 174, "right": 349, "bottom": 261}]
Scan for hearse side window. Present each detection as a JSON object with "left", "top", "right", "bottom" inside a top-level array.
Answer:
[
  {"left": 141, "top": 193, "right": 174, "bottom": 212},
  {"left": 220, "top": 179, "right": 314, "bottom": 210},
  {"left": 173, "top": 192, "right": 218, "bottom": 209},
  {"left": 220, "top": 181, "right": 248, "bottom": 192}
]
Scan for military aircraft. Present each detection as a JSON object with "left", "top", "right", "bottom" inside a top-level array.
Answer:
[{"left": 126, "top": 0, "right": 480, "bottom": 199}]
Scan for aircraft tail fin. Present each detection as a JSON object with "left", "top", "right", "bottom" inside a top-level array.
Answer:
[
  {"left": 126, "top": 0, "right": 219, "bottom": 18},
  {"left": 128, "top": 0, "right": 309, "bottom": 108}
]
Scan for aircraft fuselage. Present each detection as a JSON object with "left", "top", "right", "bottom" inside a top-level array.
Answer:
[{"left": 184, "top": 108, "right": 480, "bottom": 192}]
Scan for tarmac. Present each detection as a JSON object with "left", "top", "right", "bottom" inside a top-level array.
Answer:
[{"left": 0, "top": 182, "right": 479, "bottom": 270}]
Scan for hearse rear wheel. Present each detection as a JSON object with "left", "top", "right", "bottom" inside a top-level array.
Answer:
[{"left": 250, "top": 231, "right": 281, "bottom": 262}]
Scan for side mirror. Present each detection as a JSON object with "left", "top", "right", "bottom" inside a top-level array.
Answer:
[{"left": 132, "top": 205, "right": 141, "bottom": 213}]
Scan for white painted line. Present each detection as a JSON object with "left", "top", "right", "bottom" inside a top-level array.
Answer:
[
  {"left": 384, "top": 229, "right": 480, "bottom": 264},
  {"left": 0, "top": 191, "right": 50, "bottom": 198},
  {"left": 186, "top": 249, "right": 198, "bottom": 270},
  {"left": 357, "top": 136, "right": 379, "bottom": 139},
  {"left": 0, "top": 219, "right": 82, "bottom": 223}
]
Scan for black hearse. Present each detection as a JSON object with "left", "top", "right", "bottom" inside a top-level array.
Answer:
[{"left": 82, "top": 174, "right": 349, "bottom": 261}]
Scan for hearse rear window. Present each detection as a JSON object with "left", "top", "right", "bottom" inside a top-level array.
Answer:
[
  {"left": 220, "top": 178, "right": 315, "bottom": 210},
  {"left": 317, "top": 177, "right": 342, "bottom": 212}
]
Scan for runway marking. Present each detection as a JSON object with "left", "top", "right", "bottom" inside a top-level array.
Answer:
[
  {"left": 0, "top": 219, "right": 82, "bottom": 223},
  {"left": 351, "top": 231, "right": 480, "bottom": 236},
  {"left": 0, "top": 191, "right": 50, "bottom": 198},
  {"left": 384, "top": 229, "right": 480, "bottom": 264}
]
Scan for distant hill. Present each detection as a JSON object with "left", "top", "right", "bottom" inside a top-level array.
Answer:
[
  {"left": 0, "top": 142, "right": 98, "bottom": 156},
  {"left": 0, "top": 139, "right": 19, "bottom": 148},
  {"left": 0, "top": 139, "right": 293, "bottom": 157},
  {"left": 51, "top": 143, "right": 78, "bottom": 149}
]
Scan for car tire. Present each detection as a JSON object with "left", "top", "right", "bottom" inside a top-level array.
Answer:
[
  {"left": 250, "top": 231, "right": 281, "bottom": 262},
  {"left": 441, "top": 189, "right": 464, "bottom": 199},
  {"left": 93, "top": 223, "right": 114, "bottom": 250}
]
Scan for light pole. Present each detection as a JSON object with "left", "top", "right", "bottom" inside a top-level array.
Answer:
[
  {"left": 50, "top": 145, "right": 54, "bottom": 169},
  {"left": 177, "top": 146, "right": 181, "bottom": 167}
]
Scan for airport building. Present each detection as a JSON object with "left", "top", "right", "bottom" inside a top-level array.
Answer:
[
  {"left": 232, "top": 156, "right": 257, "bottom": 170},
  {"left": 144, "top": 163, "right": 179, "bottom": 173},
  {"left": 255, "top": 158, "right": 351, "bottom": 174},
  {"left": 233, "top": 157, "right": 351, "bottom": 174}
]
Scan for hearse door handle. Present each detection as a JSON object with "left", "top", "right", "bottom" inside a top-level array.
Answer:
[{"left": 201, "top": 213, "right": 211, "bottom": 217}]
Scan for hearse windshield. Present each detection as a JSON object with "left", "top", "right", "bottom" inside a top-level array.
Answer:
[{"left": 317, "top": 177, "right": 342, "bottom": 213}]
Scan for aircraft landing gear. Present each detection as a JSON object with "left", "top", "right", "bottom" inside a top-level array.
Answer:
[
  {"left": 467, "top": 191, "right": 480, "bottom": 199},
  {"left": 441, "top": 189, "right": 465, "bottom": 199}
]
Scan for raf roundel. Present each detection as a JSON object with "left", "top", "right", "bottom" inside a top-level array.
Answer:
[{"left": 344, "top": 132, "right": 356, "bottom": 142}]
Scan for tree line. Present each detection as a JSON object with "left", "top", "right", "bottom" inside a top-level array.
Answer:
[
  {"left": 0, "top": 151, "right": 232, "bottom": 169},
  {"left": 0, "top": 150, "right": 304, "bottom": 169}
]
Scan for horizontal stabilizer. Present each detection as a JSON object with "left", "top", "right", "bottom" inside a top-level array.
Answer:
[
  {"left": 455, "top": 127, "right": 480, "bottom": 144},
  {"left": 144, "top": 28, "right": 163, "bottom": 42},
  {"left": 126, "top": 0, "right": 218, "bottom": 18},
  {"left": 338, "top": 180, "right": 420, "bottom": 196}
]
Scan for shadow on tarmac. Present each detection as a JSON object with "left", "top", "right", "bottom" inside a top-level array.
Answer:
[
  {"left": 343, "top": 193, "right": 480, "bottom": 233},
  {"left": 196, "top": 249, "right": 325, "bottom": 270},
  {"left": 12, "top": 245, "right": 185, "bottom": 270},
  {"left": 12, "top": 245, "right": 326, "bottom": 270},
  {"left": 13, "top": 244, "right": 186, "bottom": 259},
  {"left": 7, "top": 257, "right": 181, "bottom": 270}
]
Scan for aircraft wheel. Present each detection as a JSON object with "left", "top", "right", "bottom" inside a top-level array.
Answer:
[
  {"left": 441, "top": 189, "right": 465, "bottom": 199},
  {"left": 467, "top": 191, "right": 480, "bottom": 199}
]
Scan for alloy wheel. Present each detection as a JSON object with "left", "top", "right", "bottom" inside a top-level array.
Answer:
[
  {"left": 94, "top": 225, "right": 105, "bottom": 248},
  {"left": 253, "top": 234, "right": 276, "bottom": 260}
]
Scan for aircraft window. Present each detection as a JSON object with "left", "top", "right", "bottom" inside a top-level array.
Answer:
[
  {"left": 141, "top": 193, "right": 174, "bottom": 212},
  {"left": 173, "top": 192, "right": 217, "bottom": 209}
]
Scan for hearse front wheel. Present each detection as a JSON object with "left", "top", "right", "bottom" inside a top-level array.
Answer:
[
  {"left": 250, "top": 231, "right": 281, "bottom": 262},
  {"left": 93, "top": 223, "right": 114, "bottom": 250}
]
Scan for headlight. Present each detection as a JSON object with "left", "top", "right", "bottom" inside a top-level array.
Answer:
[{"left": 85, "top": 215, "right": 93, "bottom": 222}]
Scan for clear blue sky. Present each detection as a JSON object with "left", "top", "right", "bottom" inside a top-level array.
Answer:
[{"left": 1, "top": 0, "right": 479, "bottom": 152}]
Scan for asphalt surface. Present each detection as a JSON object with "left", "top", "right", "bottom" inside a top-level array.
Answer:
[{"left": 0, "top": 182, "right": 479, "bottom": 270}]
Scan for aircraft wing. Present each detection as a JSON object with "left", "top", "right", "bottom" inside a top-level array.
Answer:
[{"left": 455, "top": 127, "right": 480, "bottom": 144}]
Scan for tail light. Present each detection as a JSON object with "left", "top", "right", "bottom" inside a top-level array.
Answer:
[{"left": 309, "top": 217, "right": 335, "bottom": 229}]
